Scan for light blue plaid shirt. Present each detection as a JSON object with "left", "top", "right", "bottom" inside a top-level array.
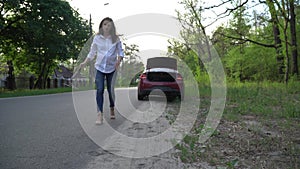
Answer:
[{"left": 87, "top": 34, "right": 124, "bottom": 73}]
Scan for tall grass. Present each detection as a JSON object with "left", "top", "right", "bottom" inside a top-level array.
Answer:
[
  {"left": 224, "top": 80, "right": 300, "bottom": 119},
  {"left": 191, "top": 68, "right": 300, "bottom": 119},
  {"left": 184, "top": 72, "right": 300, "bottom": 119}
]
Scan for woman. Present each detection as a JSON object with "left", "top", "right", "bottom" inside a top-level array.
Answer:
[{"left": 79, "top": 17, "right": 124, "bottom": 125}]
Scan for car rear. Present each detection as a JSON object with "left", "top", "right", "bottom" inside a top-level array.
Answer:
[{"left": 137, "top": 57, "right": 184, "bottom": 100}]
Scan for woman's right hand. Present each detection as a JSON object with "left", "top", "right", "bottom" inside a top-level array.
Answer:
[
  {"left": 73, "top": 58, "right": 89, "bottom": 79},
  {"left": 72, "top": 62, "right": 85, "bottom": 79},
  {"left": 80, "top": 58, "right": 90, "bottom": 69}
]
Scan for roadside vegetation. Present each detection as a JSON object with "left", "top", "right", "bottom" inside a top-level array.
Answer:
[
  {"left": 0, "top": 87, "right": 72, "bottom": 98},
  {"left": 165, "top": 0, "right": 300, "bottom": 168},
  {"left": 169, "top": 80, "right": 300, "bottom": 168}
]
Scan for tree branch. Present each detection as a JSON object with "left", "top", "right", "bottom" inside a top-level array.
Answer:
[
  {"left": 202, "top": 0, "right": 232, "bottom": 10},
  {"left": 217, "top": 0, "right": 249, "bottom": 17},
  {"left": 216, "top": 32, "right": 275, "bottom": 48}
]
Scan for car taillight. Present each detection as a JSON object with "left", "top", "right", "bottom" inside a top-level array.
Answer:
[
  {"left": 140, "top": 73, "right": 147, "bottom": 79},
  {"left": 176, "top": 74, "right": 183, "bottom": 81}
]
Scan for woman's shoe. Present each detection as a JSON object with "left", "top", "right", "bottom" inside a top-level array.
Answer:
[
  {"left": 95, "top": 112, "right": 103, "bottom": 125},
  {"left": 110, "top": 107, "right": 115, "bottom": 119}
]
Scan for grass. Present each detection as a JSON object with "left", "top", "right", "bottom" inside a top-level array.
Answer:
[
  {"left": 0, "top": 87, "right": 72, "bottom": 98},
  {"left": 224, "top": 81, "right": 300, "bottom": 119},
  {"left": 172, "top": 80, "right": 300, "bottom": 167}
]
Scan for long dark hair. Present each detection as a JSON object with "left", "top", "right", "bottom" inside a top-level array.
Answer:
[{"left": 97, "top": 17, "right": 118, "bottom": 43}]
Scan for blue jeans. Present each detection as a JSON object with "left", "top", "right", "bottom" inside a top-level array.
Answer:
[{"left": 95, "top": 70, "right": 117, "bottom": 113}]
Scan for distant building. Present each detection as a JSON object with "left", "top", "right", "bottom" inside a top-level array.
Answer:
[
  {"left": 0, "top": 76, "right": 6, "bottom": 88},
  {"left": 53, "top": 65, "right": 88, "bottom": 88},
  {"left": 53, "top": 65, "right": 73, "bottom": 79}
]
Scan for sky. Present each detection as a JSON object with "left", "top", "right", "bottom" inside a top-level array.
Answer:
[
  {"left": 68, "top": 0, "right": 184, "bottom": 31},
  {"left": 67, "top": 0, "right": 186, "bottom": 62},
  {"left": 67, "top": 0, "right": 229, "bottom": 63}
]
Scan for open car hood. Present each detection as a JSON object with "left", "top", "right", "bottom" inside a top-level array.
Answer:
[{"left": 146, "top": 57, "right": 177, "bottom": 70}]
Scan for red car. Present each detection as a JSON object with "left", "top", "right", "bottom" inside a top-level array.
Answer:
[{"left": 137, "top": 57, "right": 184, "bottom": 101}]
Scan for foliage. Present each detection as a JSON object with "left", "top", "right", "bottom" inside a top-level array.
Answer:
[
  {"left": 211, "top": 26, "right": 236, "bottom": 57},
  {"left": 0, "top": 0, "right": 90, "bottom": 88},
  {"left": 224, "top": 44, "right": 278, "bottom": 81},
  {"left": 168, "top": 40, "right": 201, "bottom": 80},
  {"left": 172, "top": 81, "right": 300, "bottom": 167},
  {"left": 117, "top": 43, "right": 144, "bottom": 87},
  {"left": 171, "top": 0, "right": 300, "bottom": 83}
]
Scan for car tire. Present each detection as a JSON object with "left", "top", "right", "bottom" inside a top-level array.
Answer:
[
  {"left": 138, "top": 93, "right": 144, "bottom": 100},
  {"left": 167, "top": 96, "right": 176, "bottom": 102},
  {"left": 179, "top": 94, "right": 184, "bottom": 101}
]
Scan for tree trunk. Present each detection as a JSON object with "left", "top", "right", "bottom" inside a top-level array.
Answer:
[
  {"left": 44, "top": 64, "right": 51, "bottom": 89},
  {"left": 289, "top": 0, "right": 299, "bottom": 75},
  {"left": 283, "top": 18, "right": 290, "bottom": 83},
  {"left": 6, "top": 60, "right": 16, "bottom": 90},
  {"left": 266, "top": 0, "right": 285, "bottom": 81},
  {"left": 34, "top": 61, "right": 47, "bottom": 89},
  {"left": 89, "top": 14, "right": 94, "bottom": 88},
  {"left": 189, "top": 1, "right": 212, "bottom": 62}
]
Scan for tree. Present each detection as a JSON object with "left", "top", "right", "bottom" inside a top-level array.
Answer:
[
  {"left": 117, "top": 43, "right": 143, "bottom": 87},
  {"left": 0, "top": 0, "right": 90, "bottom": 89},
  {"left": 265, "top": 0, "right": 286, "bottom": 81},
  {"left": 289, "top": 0, "right": 298, "bottom": 76},
  {"left": 167, "top": 40, "right": 201, "bottom": 79},
  {"left": 0, "top": 0, "right": 29, "bottom": 89},
  {"left": 176, "top": 0, "right": 213, "bottom": 67},
  {"left": 265, "top": 0, "right": 299, "bottom": 82},
  {"left": 210, "top": 0, "right": 299, "bottom": 82},
  {"left": 24, "top": 0, "right": 90, "bottom": 88}
]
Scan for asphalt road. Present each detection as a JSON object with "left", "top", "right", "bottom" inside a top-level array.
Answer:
[
  {"left": 0, "top": 88, "right": 193, "bottom": 169},
  {"left": 0, "top": 88, "right": 140, "bottom": 169}
]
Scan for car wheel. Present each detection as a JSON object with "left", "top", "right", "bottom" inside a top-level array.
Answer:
[
  {"left": 167, "top": 96, "right": 176, "bottom": 102},
  {"left": 179, "top": 94, "right": 184, "bottom": 101},
  {"left": 138, "top": 93, "right": 144, "bottom": 100}
]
